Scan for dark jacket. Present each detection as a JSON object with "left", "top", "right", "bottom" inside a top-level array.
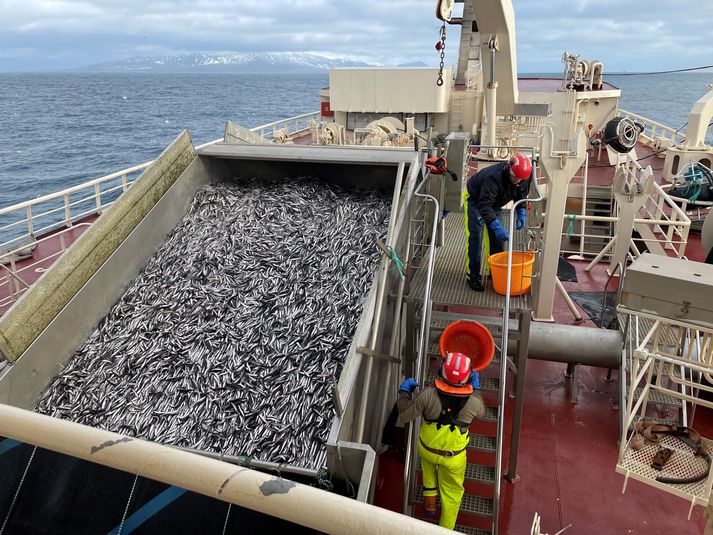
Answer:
[{"left": 466, "top": 161, "right": 531, "bottom": 225}]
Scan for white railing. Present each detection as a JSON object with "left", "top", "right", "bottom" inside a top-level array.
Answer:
[
  {"left": 0, "top": 223, "right": 93, "bottom": 313},
  {"left": 637, "top": 181, "right": 692, "bottom": 258},
  {"left": 559, "top": 153, "right": 691, "bottom": 262},
  {"left": 0, "top": 111, "right": 320, "bottom": 311},
  {"left": 619, "top": 109, "right": 686, "bottom": 147},
  {"left": 254, "top": 111, "right": 321, "bottom": 141}
]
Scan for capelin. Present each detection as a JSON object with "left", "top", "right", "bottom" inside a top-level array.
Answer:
[{"left": 35, "top": 177, "right": 391, "bottom": 469}]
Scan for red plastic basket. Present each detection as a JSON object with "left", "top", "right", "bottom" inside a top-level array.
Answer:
[{"left": 439, "top": 320, "right": 495, "bottom": 371}]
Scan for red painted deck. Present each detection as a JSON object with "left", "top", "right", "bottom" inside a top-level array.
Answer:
[
  {"left": 0, "top": 214, "right": 98, "bottom": 316},
  {"left": 375, "top": 256, "right": 713, "bottom": 533}
]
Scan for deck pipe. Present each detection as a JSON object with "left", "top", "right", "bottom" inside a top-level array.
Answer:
[
  {"left": 0, "top": 403, "right": 453, "bottom": 535},
  {"left": 524, "top": 322, "right": 622, "bottom": 369}
]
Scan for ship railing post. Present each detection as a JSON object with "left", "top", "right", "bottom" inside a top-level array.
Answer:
[
  {"left": 63, "top": 194, "right": 72, "bottom": 227},
  {"left": 94, "top": 183, "right": 102, "bottom": 214},
  {"left": 25, "top": 206, "right": 33, "bottom": 238}
]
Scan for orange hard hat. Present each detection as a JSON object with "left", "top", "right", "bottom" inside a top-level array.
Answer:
[{"left": 509, "top": 153, "right": 532, "bottom": 180}]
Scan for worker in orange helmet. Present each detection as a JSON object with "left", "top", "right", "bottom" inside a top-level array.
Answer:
[
  {"left": 398, "top": 352, "right": 485, "bottom": 529},
  {"left": 464, "top": 153, "right": 532, "bottom": 291}
]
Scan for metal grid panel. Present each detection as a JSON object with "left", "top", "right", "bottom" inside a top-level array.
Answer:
[
  {"left": 469, "top": 433, "right": 497, "bottom": 452},
  {"left": 417, "top": 460, "right": 494, "bottom": 484},
  {"left": 617, "top": 436, "right": 713, "bottom": 504},
  {"left": 465, "top": 463, "right": 496, "bottom": 484},
  {"left": 415, "top": 486, "right": 494, "bottom": 517},
  {"left": 410, "top": 213, "right": 531, "bottom": 310},
  {"left": 634, "top": 387, "right": 683, "bottom": 408},
  {"left": 484, "top": 406, "right": 498, "bottom": 422}
]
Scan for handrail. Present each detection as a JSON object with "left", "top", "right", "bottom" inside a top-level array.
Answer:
[
  {"left": 402, "top": 154, "right": 441, "bottom": 515},
  {"left": 495, "top": 146, "right": 543, "bottom": 535}
]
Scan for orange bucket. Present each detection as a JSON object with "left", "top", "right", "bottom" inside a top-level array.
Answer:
[
  {"left": 439, "top": 320, "right": 495, "bottom": 371},
  {"left": 487, "top": 251, "right": 535, "bottom": 296}
]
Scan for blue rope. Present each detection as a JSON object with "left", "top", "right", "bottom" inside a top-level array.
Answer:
[
  {"left": 387, "top": 246, "right": 405, "bottom": 280},
  {"left": 682, "top": 167, "right": 704, "bottom": 201},
  {"left": 565, "top": 214, "right": 576, "bottom": 237}
]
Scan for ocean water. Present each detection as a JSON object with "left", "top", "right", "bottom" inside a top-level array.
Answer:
[
  {"left": 0, "top": 71, "right": 712, "bottom": 210},
  {"left": 0, "top": 73, "right": 328, "bottom": 209}
]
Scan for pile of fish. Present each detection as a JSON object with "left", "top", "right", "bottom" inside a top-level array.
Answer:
[{"left": 36, "top": 177, "right": 391, "bottom": 468}]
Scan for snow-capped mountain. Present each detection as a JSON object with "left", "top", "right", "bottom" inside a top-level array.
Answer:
[{"left": 81, "top": 52, "right": 377, "bottom": 73}]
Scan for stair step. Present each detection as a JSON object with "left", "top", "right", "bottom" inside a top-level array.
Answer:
[
  {"left": 418, "top": 460, "right": 495, "bottom": 485},
  {"left": 633, "top": 387, "right": 683, "bottom": 407},
  {"left": 469, "top": 433, "right": 497, "bottom": 453},
  {"left": 415, "top": 486, "right": 494, "bottom": 517},
  {"left": 424, "top": 519, "right": 492, "bottom": 535},
  {"left": 483, "top": 406, "right": 498, "bottom": 422}
]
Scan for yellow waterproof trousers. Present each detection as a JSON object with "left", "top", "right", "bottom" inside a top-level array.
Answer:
[
  {"left": 418, "top": 422, "right": 469, "bottom": 530},
  {"left": 463, "top": 189, "right": 491, "bottom": 280}
]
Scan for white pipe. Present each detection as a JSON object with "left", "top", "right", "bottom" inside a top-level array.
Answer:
[
  {"left": 0, "top": 403, "right": 452, "bottom": 535},
  {"left": 554, "top": 277, "right": 583, "bottom": 322}
]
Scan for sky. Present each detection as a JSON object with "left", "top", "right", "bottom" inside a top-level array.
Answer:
[{"left": 0, "top": 0, "right": 711, "bottom": 73}]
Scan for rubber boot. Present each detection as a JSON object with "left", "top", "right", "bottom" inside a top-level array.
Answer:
[{"left": 423, "top": 495, "right": 437, "bottom": 516}]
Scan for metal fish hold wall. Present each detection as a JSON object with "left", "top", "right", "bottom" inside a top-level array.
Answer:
[{"left": 35, "top": 177, "right": 391, "bottom": 469}]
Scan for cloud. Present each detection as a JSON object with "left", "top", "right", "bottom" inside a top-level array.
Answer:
[{"left": 0, "top": 0, "right": 711, "bottom": 72}]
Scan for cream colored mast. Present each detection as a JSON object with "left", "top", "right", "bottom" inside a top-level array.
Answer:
[{"left": 437, "top": 0, "right": 518, "bottom": 151}]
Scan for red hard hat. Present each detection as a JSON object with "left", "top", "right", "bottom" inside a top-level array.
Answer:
[
  {"left": 509, "top": 153, "right": 532, "bottom": 180},
  {"left": 441, "top": 352, "right": 473, "bottom": 386}
]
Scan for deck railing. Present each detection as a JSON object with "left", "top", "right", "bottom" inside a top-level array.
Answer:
[
  {"left": 619, "top": 109, "right": 686, "bottom": 147},
  {"left": 402, "top": 153, "right": 441, "bottom": 516},
  {"left": 0, "top": 112, "right": 320, "bottom": 311},
  {"left": 558, "top": 153, "right": 691, "bottom": 264},
  {"left": 254, "top": 111, "right": 321, "bottom": 141}
]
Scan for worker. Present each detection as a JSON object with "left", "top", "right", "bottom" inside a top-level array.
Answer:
[
  {"left": 464, "top": 153, "right": 532, "bottom": 291},
  {"left": 398, "top": 352, "right": 486, "bottom": 530}
]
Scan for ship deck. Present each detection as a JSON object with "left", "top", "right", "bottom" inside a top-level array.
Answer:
[{"left": 0, "top": 139, "right": 711, "bottom": 533}]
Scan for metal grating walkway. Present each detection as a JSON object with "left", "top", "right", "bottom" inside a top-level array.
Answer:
[
  {"left": 468, "top": 433, "right": 496, "bottom": 453},
  {"left": 417, "top": 461, "right": 496, "bottom": 485},
  {"left": 410, "top": 212, "right": 531, "bottom": 310},
  {"left": 415, "top": 485, "right": 494, "bottom": 517}
]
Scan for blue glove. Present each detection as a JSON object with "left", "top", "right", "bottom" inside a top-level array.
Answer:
[
  {"left": 489, "top": 219, "right": 509, "bottom": 242},
  {"left": 471, "top": 370, "right": 480, "bottom": 390},
  {"left": 399, "top": 378, "right": 420, "bottom": 394},
  {"left": 516, "top": 207, "right": 527, "bottom": 230}
]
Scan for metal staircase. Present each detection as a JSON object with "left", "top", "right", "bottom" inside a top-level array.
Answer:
[
  {"left": 581, "top": 185, "right": 614, "bottom": 255},
  {"left": 404, "top": 210, "right": 534, "bottom": 534}
]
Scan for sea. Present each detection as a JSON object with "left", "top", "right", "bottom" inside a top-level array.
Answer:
[{"left": 0, "top": 71, "right": 712, "bottom": 210}]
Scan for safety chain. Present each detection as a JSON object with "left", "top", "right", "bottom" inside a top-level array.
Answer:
[{"left": 435, "top": 22, "right": 446, "bottom": 86}]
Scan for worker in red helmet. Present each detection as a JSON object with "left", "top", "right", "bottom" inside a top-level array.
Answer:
[
  {"left": 464, "top": 153, "right": 532, "bottom": 291},
  {"left": 398, "top": 352, "right": 485, "bottom": 529}
]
